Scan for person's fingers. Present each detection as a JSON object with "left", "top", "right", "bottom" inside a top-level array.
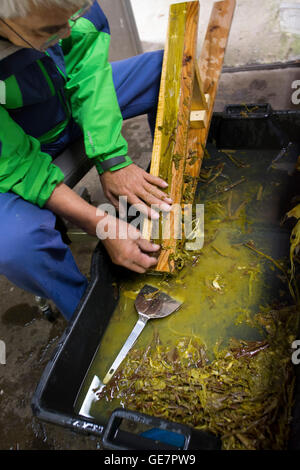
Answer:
[
  {"left": 129, "top": 262, "right": 147, "bottom": 274},
  {"left": 132, "top": 252, "right": 158, "bottom": 271},
  {"left": 138, "top": 188, "right": 172, "bottom": 213},
  {"left": 120, "top": 241, "right": 158, "bottom": 272},
  {"left": 106, "top": 191, "right": 119, "bottom": 209},
  {"left": 105, "top": 188, "right": 159, "bottom": 221},
  {"left": 144, "top": 181, "right": 173, "bottom": 204},
  {"left": 127, "top": 195, "right": 160, "bottom": 221},
  {"left": 144, "top": 172, "right": 169, "bottom": 189},
  {"left": 104, "top": 237, "right": 159, "bottom": 273},
  {"left": 114, "top": 254, "right": 146, "bottom": 274},
  {"left": 133, "top": 241, "right": 159, "bottom": 270},
  {"left": 137, "top": 238, "right": 160, "bottom": 253}
]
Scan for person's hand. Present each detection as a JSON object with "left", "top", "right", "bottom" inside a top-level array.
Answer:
[
  {"left": 45, "top": 183, "right": 160, "bottom": 273},
  {"left": 100, "top": 164, "right": 173, "bottom": 219},
  {"left": 97, "top": 213, "right": 160, "bottom": 273}
]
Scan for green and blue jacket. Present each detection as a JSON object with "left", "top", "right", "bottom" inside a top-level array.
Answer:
[{"left": 0, "top": 1, "right": 132, "bottom": 207}]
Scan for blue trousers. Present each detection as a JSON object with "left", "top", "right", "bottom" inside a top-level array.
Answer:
[{"left": 0, "top": 50, "right": 163, "bottom": 321}]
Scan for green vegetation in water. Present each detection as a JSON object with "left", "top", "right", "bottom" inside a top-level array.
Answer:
[
  {"left": 77, "top": 146, "right": 300, "bottom": 450},
  {"left": 97, "top": 305, "right": 298, "bottom": 450},
  {"left": 220, "top": 149, "right": 251, "bottom": 169}
]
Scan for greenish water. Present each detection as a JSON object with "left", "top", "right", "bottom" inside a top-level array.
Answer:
[{"left": 75, "top": 144, "right": 297, "bottom": 423}]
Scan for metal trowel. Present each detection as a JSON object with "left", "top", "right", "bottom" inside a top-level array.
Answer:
[
  {"left": 103, "top": 285, "right": 182, "bottom": 384},
  {"left": 79, "top": 285, "right": 182, "bottom": 418}
]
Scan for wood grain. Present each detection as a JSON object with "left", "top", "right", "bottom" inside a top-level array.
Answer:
[
  {"left": 143, "top": 1, "right": 200, "bottom": 273},
  {"left": 156, "top": 1, "right": 200, "bottom": 272},
  {"left": 144, "top": 0, "right": 236, "bottom": 273},
  {"left": 184, "top": 0, "right": 236, "bottom": 202}
]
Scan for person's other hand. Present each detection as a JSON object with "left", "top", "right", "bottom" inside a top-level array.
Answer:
[
  {"left": 97, "top": 214, "right": 160, "bottom": 273},
  {"left": 100, "top": 164, "right": 173, "bottom": 219}
]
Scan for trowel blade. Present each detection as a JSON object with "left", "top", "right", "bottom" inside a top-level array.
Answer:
[{"left": 78, "top": 375, "right": 105, "bottom": 419}]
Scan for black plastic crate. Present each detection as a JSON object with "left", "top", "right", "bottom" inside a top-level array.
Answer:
[{"left": 32, "top": 106, "right": 300, "bottom": 450}]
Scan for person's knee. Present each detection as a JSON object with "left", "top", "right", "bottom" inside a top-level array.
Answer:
[
  {"left": 0, "top": 197, "right": 57, "bottom": 276},
  {"left": 152, "top": 49, "right": 164, "bottom": 65},
  {"left": 0, "top": 223, "right": 37, "bottom": 275}
]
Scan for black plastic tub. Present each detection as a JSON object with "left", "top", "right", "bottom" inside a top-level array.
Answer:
[{"left": 32, "top": 105, "right": 300, "bottom": 450}]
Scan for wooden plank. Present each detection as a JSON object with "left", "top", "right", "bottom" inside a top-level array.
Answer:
[
  {"left": 190, "top": 62, "right": 209, "bottom": 130},
  {"left": 145, "top": 0, "right": 236, "bottom": 273},
  {"left": 184, "top": 0, "right": 236, "bottom": 203},
  {"left": 142, "top": 1, "right": 200, "bottom": 273},
  {"left": 191, "top": 64, "right": 208, "bottom": 113},
  {"left": 199, "top": 0, "right": 236, "bottom": 98}
]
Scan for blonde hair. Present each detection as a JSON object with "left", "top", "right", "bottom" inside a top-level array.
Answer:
[{"left": 0, "top": 0, "right": 91, "bottom": 19}]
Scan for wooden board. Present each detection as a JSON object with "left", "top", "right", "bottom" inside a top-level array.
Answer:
[
  {"left": 184, "top": 0, "right": 237, "bottom": 201},
  {"left": 144, "top": 0, "right": 236, "bottom": 273},
  {"left": 143, "top": 1, "right": 200, "bottom": 272}
]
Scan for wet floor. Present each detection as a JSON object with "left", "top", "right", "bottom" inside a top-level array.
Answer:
[
  {"left": 0, "top": 117, "right": 153, "bottom": 450},
  {"left": 0, "top": 239, "right": 103, "bottom": 450}
]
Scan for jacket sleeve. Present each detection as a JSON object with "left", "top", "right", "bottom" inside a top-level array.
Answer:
[
  {"left": 61, "top": 11, "right": 133, "bottom": 175},
  {"left": 0, "top": 105, "right": 65, "bottom": 207}
]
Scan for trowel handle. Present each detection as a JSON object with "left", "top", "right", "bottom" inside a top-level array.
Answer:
[{"left": 102, "top": 316, "right": 148, "bottom": 385}]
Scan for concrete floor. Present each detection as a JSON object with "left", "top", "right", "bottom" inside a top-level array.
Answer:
[
  {"left": 0, "top": 241, "right": 100, "bottom": 450},
  {"left": 0, "top": 117, "right": 153, "bottom": 450}
]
